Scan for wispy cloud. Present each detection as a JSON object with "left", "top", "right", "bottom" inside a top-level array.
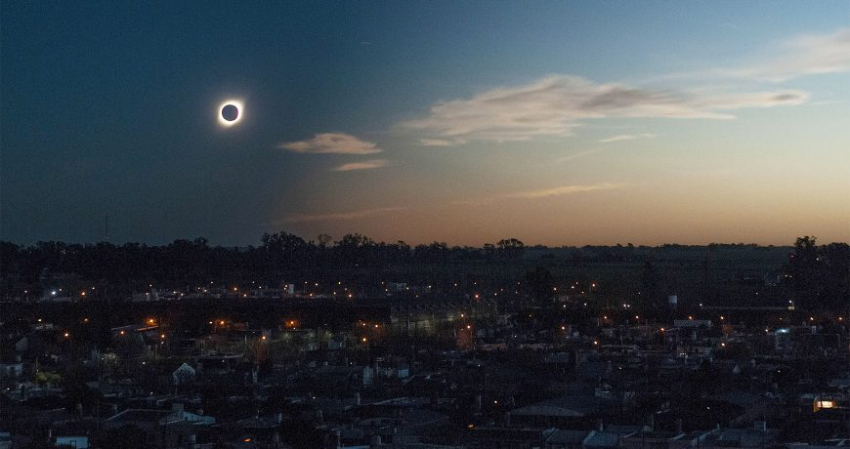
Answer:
[
  {"left": 555, "top": 148, "right": 604, "bottom": 163},
  {"left": 402, "top": 75, "right": 805, "bottom": 145},
  {"left": 419, "top": 139, "right": 458, "bottom": 147},
  {"left": 599, "top": 133, "right": 656, "bottom": 144},
  {"left": 508, "top": 182, "right": 623, "bottom": 199},
  {"left": 332, "top": 159, "right": 389, "bottom": 172},
  {"left": 453, "top": 182, "right": 623, "bottom": 205},
  {"left": 731, "top": 28, "right": 850, "bottom": 81},
  {"left": 662, "top": 28, "right": 850, "bottom": 83},
  {"left": 275, "top": 207, "right": 407, "bottom": 224},
  {"left": 279, "top": 133, "right": 381, "bottom": 154}
]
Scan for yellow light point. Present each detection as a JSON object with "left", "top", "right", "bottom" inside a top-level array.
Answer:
[
  {"left": 83, "top": 318, "right": 89, "bottom": 323},
  {"left": 466, "top": 325, "right": 472, "bottom": 329},
  {"left": 561, "top": 326, "right": 566, "bottom": 330},
  {"left": 218, "top": 99, "right": 244, "bottom": 127},
  {"left": 688, "top": 315, "right": 693, "bottom": 320},
  {"left": 721, "top": 342, "right": 726, "bottom": 347},
  {"left": 64, "top": 332, "right": 70, "bottom": 338},
  {"left": 161, "top": 334, "right": 166, "bottom": 339},
  {"left": 261, "top": 335, "right": 266, "bottom": 340},
  {"left": 660, "top": 328, "right": 665, "bottom": 332},
  {"left": 816, "top": 400, "right": 836, "bottom": 410},
  {"left": 81, "top": 291, "right": 86, "bottom": 296},
  {"left": 219, "top": 320, "right": 225, "bottom": 325},
  {"left": 362, "top": 337, "right": 367, "bottom": 342}
]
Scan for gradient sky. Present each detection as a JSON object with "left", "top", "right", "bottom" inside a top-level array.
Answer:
[{"left": 2, "top": 1, "right": 848, "bottom": 246}]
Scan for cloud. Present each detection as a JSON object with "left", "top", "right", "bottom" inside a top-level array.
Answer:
[
  {"left": 402, "top": 75, "right": 805, "bottom": 145},
  {"left": 332, "top": 159, "right": 389, "bottom": 172},
  {"left": 419, "top": 139, "right": 458, "bottom": 147},
  {"left": 735, "top": 28, "right": 850, "bottom": 81},
  {"left": 508, "top": 182, "right": 623, "bottom": 199},
  {"left": 275, "top": 207, "right": 407, "bottom": 224},
  {"left": 279, "top": 133, "right": 381, "bottom": 154},
  {"left": 599, "top": 133, "right": 656, "bottom": 144},
  {"left": 555, "top": 148, "right": 604, "bottom": 163},
  {"left": 453, "top": 182, "right": 622, "bottom": 205}
]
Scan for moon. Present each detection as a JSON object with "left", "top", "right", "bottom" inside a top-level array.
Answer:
[{"left": 217, "top": 100, "right": 244, "bottom": 127}]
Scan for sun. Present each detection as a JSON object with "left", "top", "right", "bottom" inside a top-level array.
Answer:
[{"left": 217, "top": 100, "right": 244, "bottom": 127}]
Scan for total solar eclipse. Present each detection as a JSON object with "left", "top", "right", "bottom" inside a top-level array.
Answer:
[{"left": 217, "top": 100, "right": 244, "bottom": 127}]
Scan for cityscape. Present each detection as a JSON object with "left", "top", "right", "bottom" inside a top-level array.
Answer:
[{"left": 1, "top": 2, "right": 849, "bottom": 449}]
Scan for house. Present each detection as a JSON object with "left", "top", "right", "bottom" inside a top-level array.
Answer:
[
  {"left": 545, "top": 429, "right": 591, "bottom": 449},
  {"left": 509, "top": 395, "right": 617, "bottom": 428},
  {"left": 314, "top": 365, "right": 374, "bottom": 389},
  {"left": 172, "top": 363, "right": 196, "bottom": 385},
  {"left": 55, "top": 436, "right": 89, "bottom": 448},
  {"left": 0, "top": 362, "right": 24, "bottom": 378}
]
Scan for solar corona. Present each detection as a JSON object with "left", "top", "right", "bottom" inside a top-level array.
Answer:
[{"left": 218, "top": 100, "right": 243, "bottom": 127}]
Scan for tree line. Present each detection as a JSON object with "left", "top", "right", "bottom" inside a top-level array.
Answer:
[{"left": 1, "top": 233, "right": 847, "bottom": 311}]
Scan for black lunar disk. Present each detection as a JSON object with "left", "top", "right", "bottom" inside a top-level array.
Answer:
[{"left": 221, "top": 104, "right": 239, "bottom": 122}]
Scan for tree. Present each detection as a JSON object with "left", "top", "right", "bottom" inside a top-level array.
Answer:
[
  {"left": 316, "top": 234, "right": 333, "bottom": 248},
  {"left": 525, "top": 266, "right": 556, "bottom": 302},
  {"left": 641, "top": 261, "right": 660, "bottom": 305},
  {"left": 497, "top": 238, "right": 525, "bottom": 260},
  {"left": 786, "top": 237, "right": 850, "bottom": 311}
]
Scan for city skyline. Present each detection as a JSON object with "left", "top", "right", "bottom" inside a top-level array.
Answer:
[{"left": 2, "top": 2, "right": 849, "bottom": 246}]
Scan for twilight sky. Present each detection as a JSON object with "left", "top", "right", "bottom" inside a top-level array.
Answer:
[{"left": 2, "top": 1, "right": 849, "bottom": 246}]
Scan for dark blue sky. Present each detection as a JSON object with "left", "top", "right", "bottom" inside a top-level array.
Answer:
[{"left": 3, "top": 2, "right": 848, "bottom": 246}]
